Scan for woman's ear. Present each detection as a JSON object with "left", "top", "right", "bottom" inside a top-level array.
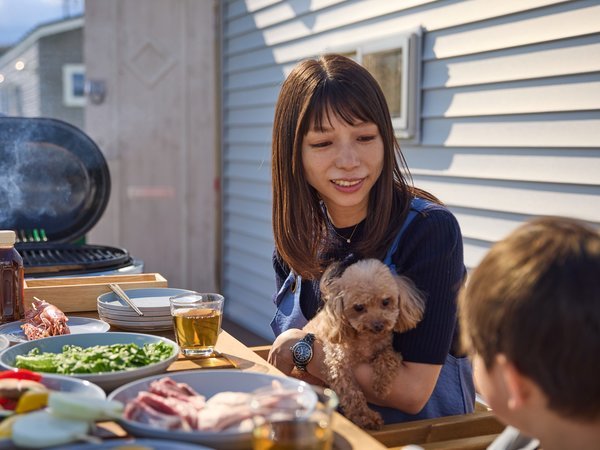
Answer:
[{"left": 393, "top": 275, "right": 425, "bottom": 333}]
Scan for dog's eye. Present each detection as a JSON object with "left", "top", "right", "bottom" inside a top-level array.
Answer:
[
  {"left": 382, "top": 298, "right": 390, "bottom": 307},
  {"left": 353, "top": 304, "right": 365, "bottom": 313}
]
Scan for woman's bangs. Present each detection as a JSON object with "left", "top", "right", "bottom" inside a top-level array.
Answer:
[{"left": 309, "top": 81, "right": 374, "bottom": 132}]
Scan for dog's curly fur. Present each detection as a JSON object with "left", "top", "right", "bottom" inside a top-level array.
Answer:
[{"left": 304, "top": 258, "right": 425, "bottom": 430}]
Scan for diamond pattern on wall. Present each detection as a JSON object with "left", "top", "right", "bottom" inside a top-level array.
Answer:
[{"left": 125, "top": 41, "right": 176, "bottom": 87}]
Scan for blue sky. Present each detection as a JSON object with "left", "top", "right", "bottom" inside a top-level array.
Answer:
[{"left": 0, "top": 0, "right": 84, "bottom": 46}]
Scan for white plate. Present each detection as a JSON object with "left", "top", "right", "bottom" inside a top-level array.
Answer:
[
  {"left": 58, "top": 438, "right": 215, "bottom": 449},
  {"left": 100, "top": 316, "right": 172, "bottom": 327},
  {"left": 97, "top": 288, "right": 194, "bottom": 312},
  {"left": 100, "top": 320, "right": 173, "bottom": 332},
  {"left": 97, "top": 305, "right": 171, "bottom": 318},
  {"left": 108, "top": 370, "right": 314, "bottom": 450},
  {"left": 0, "top": 317, "right": 110, "bottom": 344},
  {"left": 0, "top": 332, "right": 179, "bottom": 392}
]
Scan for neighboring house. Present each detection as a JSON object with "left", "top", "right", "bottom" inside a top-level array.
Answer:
[
  {"left": 0, "top": 16, "right": 84, "bottom": 129},
  {"left": 220, "top": 0, "right": 600, "bottom": 339}
]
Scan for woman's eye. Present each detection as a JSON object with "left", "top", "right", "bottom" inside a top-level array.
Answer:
[
  {"left": 353, "top": 304, "right": 365, "bottom": 313},
  {"left": 310, "top": 141, "right": 331, "bottom": 148},
  {"left": 357, "top": 135, "right": 375, "bottom": 143}
]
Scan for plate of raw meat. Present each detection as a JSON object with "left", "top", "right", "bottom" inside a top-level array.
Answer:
[
  {"left": 107, "top": 370, "right": 316, "bottom": 450},
  {"left": 0, "top": 298, "right": 109, "bottom": 344}
]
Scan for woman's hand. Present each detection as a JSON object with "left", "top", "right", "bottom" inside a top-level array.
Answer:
[{"left": 267, "top": 328, "right": 307, "bottom": 375}]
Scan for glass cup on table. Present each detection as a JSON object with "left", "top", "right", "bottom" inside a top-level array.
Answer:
[
  {"left": 251, "top": 383, "right": 339, "bottom": 450},
  {"left": 169, "top": 292, "right": 224, "bottom": 358}
]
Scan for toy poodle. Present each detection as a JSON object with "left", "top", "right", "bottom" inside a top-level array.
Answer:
[{"left": 304, "top": 258, "right": 425, "bottom": 430}]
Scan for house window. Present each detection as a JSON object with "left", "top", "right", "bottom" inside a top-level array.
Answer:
[
  {"left": 332, "top": 30, "right": 421, "bottom": 140},
  {"left": 62, "top": 64, "right": 86, "bottom": 107}
]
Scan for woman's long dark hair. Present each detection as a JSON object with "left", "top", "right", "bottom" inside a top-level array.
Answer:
[{"left": 272, "top": 54, "right": 438, "bottom": 279}]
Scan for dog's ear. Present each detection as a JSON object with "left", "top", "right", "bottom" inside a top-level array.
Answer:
[
  {"left": 320, "top": 261, "right": 344, "bottom": 302},
  {"left": 319, "top": 293, "right": 352, "bottom": 344},
  {"left": 393, "top": 275, "right": 425, "bottom": 333}
]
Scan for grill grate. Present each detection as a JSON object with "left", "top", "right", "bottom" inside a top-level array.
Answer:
[{"left": 16, "top": 243, "right": 132, "bottom": 276}]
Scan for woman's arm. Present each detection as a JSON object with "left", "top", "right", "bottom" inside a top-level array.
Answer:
[
  {"left": 354, "top": 361, "right": 441, "bottom": 414},
  {"left": 268, "top": 329, "right": 441, "bottom": 414}
]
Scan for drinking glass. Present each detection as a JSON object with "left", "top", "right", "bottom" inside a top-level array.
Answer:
[
  {"left": 169, "top": 292, "right": 224, "bottom": 357},
  {"left": 251, "top": 384, "right": 339, "bottom": 450}
]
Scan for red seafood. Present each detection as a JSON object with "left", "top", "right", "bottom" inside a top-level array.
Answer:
[{"left": 20, "top": 298, "right": 70, "bottom": 340}]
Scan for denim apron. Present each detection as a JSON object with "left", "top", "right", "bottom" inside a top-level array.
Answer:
[{"left": 270, "top": 198, "right": 475, "bottom": 422}]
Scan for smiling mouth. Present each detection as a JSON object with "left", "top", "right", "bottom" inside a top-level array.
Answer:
[{"left": 331, "top": 179, "right": 362, "bottom": 187}]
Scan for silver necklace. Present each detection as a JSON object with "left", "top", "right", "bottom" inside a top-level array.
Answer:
[{"left": 331, "top": 222, "right": 359, "bottom": 244}]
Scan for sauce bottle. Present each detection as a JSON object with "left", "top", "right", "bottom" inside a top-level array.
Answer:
[{"left": 0, "top": 230, "right": 25, "bottom": 323}]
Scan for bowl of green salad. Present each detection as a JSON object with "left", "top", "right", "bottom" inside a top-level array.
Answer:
[{"left": 0, "top": 332, "right": 179, "bottom": 392}]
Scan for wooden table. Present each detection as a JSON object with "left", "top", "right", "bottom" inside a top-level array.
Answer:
[{"left": 74, "top": 312, "right": 387, "bottom": 450}]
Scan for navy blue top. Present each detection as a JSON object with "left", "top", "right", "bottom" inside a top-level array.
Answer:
[{"left": 272, "top": 202, "right": 466, "bottom": 365}]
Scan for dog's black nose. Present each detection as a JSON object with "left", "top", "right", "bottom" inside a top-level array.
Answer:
[{"left": 372, "top": 321, "right": 384, "bottom": 333}]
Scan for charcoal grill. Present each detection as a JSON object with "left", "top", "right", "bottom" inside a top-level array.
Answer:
[{"left": 0, "top": 116, "right": 142, "bottom": 277}]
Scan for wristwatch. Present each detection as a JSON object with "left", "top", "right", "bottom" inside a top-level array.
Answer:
[{"left": 290, "top": 333, "right": 315, "bottom": 371}]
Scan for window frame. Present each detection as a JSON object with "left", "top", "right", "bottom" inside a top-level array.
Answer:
[
  {"left": 327, "top": 28, "right": 422, "bottom": 141},
  {"left": 62, "top": 63, "right": 86, "bottom": 107}
]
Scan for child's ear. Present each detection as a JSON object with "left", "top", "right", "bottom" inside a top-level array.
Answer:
[{"left": 496, "top": 354, "right": 533, "bottom": 411}]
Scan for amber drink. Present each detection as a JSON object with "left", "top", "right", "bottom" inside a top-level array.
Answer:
[
  {"left": 170, "top": 293, "right": 224, "bottom": 357},
  {"left": 251, "top": 385, "right": 338, "bottom": 450}
]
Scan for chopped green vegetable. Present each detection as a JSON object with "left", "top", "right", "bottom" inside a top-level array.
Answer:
[{"left": 14, "top": 342, "right": 173, "bottom": 374}]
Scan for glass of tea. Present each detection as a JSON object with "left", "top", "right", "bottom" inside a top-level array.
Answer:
[
  {"left": 169, "top": 292, "right": 224, "bottom": 358},
  {"left": 251, "top": 384, "right": 339, "bottom": 450}
]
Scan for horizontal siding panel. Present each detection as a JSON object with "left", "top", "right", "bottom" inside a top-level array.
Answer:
[
  {"left": 225, "top": 85, "right": 280, "bottom": 108},
  {"left": 226, "top": 261, "right": 274, "bottom": 291},
  {"left": 451, "top": 207, "right": 532, "bottom": 243},
  {"left": 222, "top": 281, "right": 275, "bottom": 340},
  {"left": 224, "top": 161, "right": 271, "bottom": 183},
  {"left": 225, "top": 218, "right": 273, "bottom": 241},
  {"left": 224, "top": 144, "right": 272, "bottom": 163},
  {"left": 224, "top": 234, "right": 273, "bottom": 264},
  {"left": 414, "top": 175, "right": 600, "bottom": 222},
  {"left": 422, "top": 36, "right": 600, "bottom": 89},
  {"left": 224, "top": 0, "right": 569, "bottom": 57},
  {"left": 225, "top": 179, "right": 271, "bottom": 201},
  {"left": 225, "top": 63, "right": 291, "bottom": 90},
  {"left": 422, "top": 75, "right": 600, "bottom": 118},
  {"left": 404, "top": 146, "right": 600, "bottom": 186},
  {"left": 224, "top": 247, "right": 275, "bottom": 281},
  {"left": 225, "top": 125, "right": 271, "bottom": 145},
  {"left": 224, "top": 1, "right": 575, "bottom": 72},
  {"left": 421, "top": 112, "right": 600, "bottom": 148},
  {"left": 224, "top": 197, "right": 271, "bottom": 221},
  {"left": 463, "top": 239, "right": 493, "bottom": 270},
  {"left": 226, "top": 106, "right": 275, "bottom": 126},
  {"left": 424, "top": 1, "right": 600, "bottom": 60},
  {"left": 225, "top": 0, "right": 280, "bottom": 21}
]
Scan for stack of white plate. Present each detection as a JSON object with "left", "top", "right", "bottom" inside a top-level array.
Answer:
[{"left": 97, "top": 288, "right": 194, "bottom": 332}]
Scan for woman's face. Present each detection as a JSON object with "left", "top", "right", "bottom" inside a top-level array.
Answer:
[{"left": 301, "top": 113, "right": 384, "bottom": 227}]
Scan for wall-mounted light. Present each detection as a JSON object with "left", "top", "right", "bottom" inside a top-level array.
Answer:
[{"left": 15, "top": 61, "right": 25, "bottom": 71}]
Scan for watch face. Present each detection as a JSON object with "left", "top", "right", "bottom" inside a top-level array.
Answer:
[{"left": 292, "top": 342, "right": 312, "bottom": 364}]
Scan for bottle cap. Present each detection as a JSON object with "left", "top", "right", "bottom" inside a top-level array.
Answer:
[{"left": 0, "top": 230, "right": 17, "bottom": 246}]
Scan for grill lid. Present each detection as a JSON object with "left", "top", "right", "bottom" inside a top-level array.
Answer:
[{"left": 0, "top": 116, "right": 110, "bottom": 243}]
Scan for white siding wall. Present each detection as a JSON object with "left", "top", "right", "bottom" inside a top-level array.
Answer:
[{"left": 221, "top": 0, "right": 600, "bottom": 340}]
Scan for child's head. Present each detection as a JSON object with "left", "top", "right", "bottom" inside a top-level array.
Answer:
[{"left": 459, "top": 217, "right": 600, "bottom": 425}]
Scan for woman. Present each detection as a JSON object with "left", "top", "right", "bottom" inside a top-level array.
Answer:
[{"left": 267, "top": 54, "right": 474, "bottom": 423}]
